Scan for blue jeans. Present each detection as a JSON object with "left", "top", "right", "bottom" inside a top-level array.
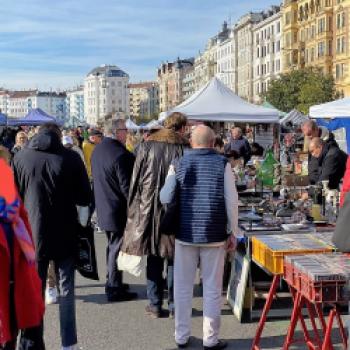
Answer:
[
  {"left": 38, "top": 257, "right": 77, "bottom": 347},
  {"left": 146, "top": 255, "right": 174, "bottom": 311}
]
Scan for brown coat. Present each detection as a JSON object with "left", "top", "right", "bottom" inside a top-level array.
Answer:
[{"left": 121, "top": 128, "right": 187, "bottom": 256}]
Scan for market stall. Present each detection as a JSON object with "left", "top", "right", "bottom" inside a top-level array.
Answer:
[
  {"left": 125, "top": 118, "right": 140, "bottom": 131},
  {"left": 310, "top": 98, "right": 350, "bottom": 153},
  {"left": 7, "top": 108, "right": 62, "bottom": 126},
  {"left": 159, "top": 77, "right": 280, "bottom": 149},
  {"left": 0, "top": 113, "right": 7, "bottom": 126}
]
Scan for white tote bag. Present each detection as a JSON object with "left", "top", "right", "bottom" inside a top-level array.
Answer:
[{"left": 117, "top": 251, "right": 144, "bottom": 277}]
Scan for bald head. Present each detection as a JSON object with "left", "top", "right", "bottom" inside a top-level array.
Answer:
[
  {"left": 309, "top": 137, "right": 324, "bottom": 158},
  {"left": 191, "top": 125, "right": 215, "bottom": 149}
]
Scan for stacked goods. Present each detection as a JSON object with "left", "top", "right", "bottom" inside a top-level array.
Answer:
[
  {"left": 252, "top": 234, "right": 333, "bottom": 275},
  {"left": 310, "top": 232, "right": 336, "bottom": 249},
  {"left": 284, "top": 253, "right": 350, "bottom": 303}
]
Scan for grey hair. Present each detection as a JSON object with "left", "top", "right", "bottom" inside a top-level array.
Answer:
[
  {"left": 104, "top": 128, "right": 115, "bottom": 137},
  {"left": 191, "top": 125, "right": 215, "bottom": 147},
  {"left": 232, "top": 127, "right": 242, "bottom": 135},
  {"left": 309, "top": 137, "right": 324, "bottom": 148}
]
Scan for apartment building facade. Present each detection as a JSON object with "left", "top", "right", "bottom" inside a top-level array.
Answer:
[
  {"left": 282, "top": 0, "right": 350, "bottom": 96},
  {"left": 84, "top": 64, "right": 129, "bottom": 126},
  {"left": 128, "top": 82, "right": 159, "bottom": 119},
  {"left": 253, "top": 6, "right": 283, "bottom": 103},
  {"left": 66, "top": 87, "right": 85, "bottom": 125},
  {"left": 157, "top": 58, "right": 194, "bottom": 112}
]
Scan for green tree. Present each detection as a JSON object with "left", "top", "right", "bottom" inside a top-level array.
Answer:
[{"left": 262, "top": 67, "right": 340, "bottom": 114}]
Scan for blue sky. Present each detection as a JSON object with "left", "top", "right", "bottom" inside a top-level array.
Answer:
[{"left": 0, "top": 0, "right": 276, "bottom": 90}]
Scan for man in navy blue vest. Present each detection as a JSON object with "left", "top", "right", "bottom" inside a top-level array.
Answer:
[{"left": 160, "top": 125, "right": 238, "bottom": 350}]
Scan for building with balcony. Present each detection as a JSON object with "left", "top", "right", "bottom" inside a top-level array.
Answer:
[
  {"left": 66, "top": 87, "right": 85, "bottom": 126},
  {"left": 281, "top": 0, "right": 350, "bottom": 96},
  {"left": 128, "top": 82, "right": 159, "bottom": 119},
  {"left": 194, "top": 37, "right": 218, "bottom": 92},
  {"left": 84, "top": 64, "right": 130, "bottom": 126},
  {"left": 253, "top": 6, "right": 283, "bottom": 103},
  {"left": 157, "top": 58, "right": 194, "bottom": 112},
  {"left": 182, "top": 69, "right": 196, "bottom": 100},
  {"left": 333, "top": 0, "right": 350, "bottom": 96},
  {"left": 0, "top": 90, "right": 66, "bottom": 120},
  {"left": 235, "top": 12, "right": 265, "bottom": 102},
  {"left": 216, "top": 22, "right": 236, "bottom": 92}
]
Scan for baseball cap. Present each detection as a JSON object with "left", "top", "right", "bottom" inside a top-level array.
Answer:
[{"left": 88, "top": 129, "right": 103, "bottom": 137}]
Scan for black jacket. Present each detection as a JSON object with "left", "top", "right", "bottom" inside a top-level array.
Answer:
[
  {"left": 316, "top": 142, "right": 347, "bottom": 189},
  {"left": 224, "top": 136, "right": 251, "bottom": 164},
  {"left": 308, "top": 131, "right": 338, "bottom": 185},
  {"left": 91, "top": 137, "right": 135, "bottom": 232},
  {"left": 12, "top": 131, "right": 91, "bottom": 261},
  {"left": 121, "top": 128, "right": 187, "bottom": 256}
]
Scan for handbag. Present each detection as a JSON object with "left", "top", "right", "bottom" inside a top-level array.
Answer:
[
  {"left": 332, "top": 192, "right": 350, "bottom": 252},
  {"left": 76, "top": 223, "right": 99, "bottom": 280},
  {"left": 159, "top": 189, "right": 179, "bottom": 236}
]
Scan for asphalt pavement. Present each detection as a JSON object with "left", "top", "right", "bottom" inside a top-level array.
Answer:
[{"left": 44, "top": 234, "right": 346, "bottom": 350}]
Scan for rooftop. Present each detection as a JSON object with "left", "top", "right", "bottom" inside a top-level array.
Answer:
[{"left": 87, "top": 64, "right": 129, "bottom": 78}]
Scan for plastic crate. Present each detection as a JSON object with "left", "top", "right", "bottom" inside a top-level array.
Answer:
[
  {"left": 299, "top": 272, "right": 347, "bottom": 303},
  {"left": 283, "top": 253, "right": 350, "bottom": 303},
  {"left": 252, "top": 236, "right": 333, "bottom": 275}
]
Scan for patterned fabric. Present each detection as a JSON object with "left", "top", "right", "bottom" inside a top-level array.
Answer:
[
  {"left": 176, "top": 149, "right": 227, "bottom": 244},
  {"left": 0, "top": 197, "right": 36, "bottom": 264}
]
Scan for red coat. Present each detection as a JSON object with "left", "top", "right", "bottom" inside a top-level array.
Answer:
[
  {"left": 340, "top": 156, "right": 350, "bottom": 207},
  {"left": 0, "top": 204, "right": 44, "bottom": 345}
]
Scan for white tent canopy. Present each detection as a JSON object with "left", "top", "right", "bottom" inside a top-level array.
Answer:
[
  {"left": 309, "top": 98, "right": 350, "bottom": 119},
  {"left": 125, "top": 119, "right": 139, "bottom": 131},
  {"left": 280, "top": 109, "right": 308, "bottom": 127},
  {"left": 145, "top": 119, "right": 162, "bottom": 130},
  {"left": 159, "top": 77, "right": 280, "bottom": 124}
]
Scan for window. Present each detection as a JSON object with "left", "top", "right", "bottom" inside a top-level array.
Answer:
[
  {"left": 318, "top": 18, "right": 326, "bottom": 33},
  {"left": 337, "top": 36, "right": 346, "bottom": 53},
  {"left": 336, "top": 63, "right": 345, "bottom": 80},
  {"left": 318, "top": 41, "right": 325, "bottom": 57},
  {"left": 337, "top": 12, "right": 345, "bottom": 29},
  {"left": 277, "top": 21, "right": 281, "bottom": 33}
]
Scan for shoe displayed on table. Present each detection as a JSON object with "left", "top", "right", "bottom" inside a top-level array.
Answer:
[
  {"left": 45, "top": 287, "right": 58, "bottom": 305},
  {"left": 203, "top": 340, "right": 227, "bottom": 350},
  {"left": 145, "top": 305, "right": 161, "bottom": 319},
  {"left": 106, "top": 291, "right": 138, "bottom": 302}
]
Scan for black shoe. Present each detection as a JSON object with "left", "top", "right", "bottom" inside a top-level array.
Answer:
[
  {"left": 176, "top": 340, "right": 189, "bottom": 348},
  {"left": 122, "top": 283, "right": 130, "bottom": 291},
  {"left": 107, "top": 291, "right": 138, "bottom": 302},
  {"left": 145, "top": 305, "right": 161, "bottom": 319},
  {"left": 203, "top": 340, "right": 227, "bottom": 350}
]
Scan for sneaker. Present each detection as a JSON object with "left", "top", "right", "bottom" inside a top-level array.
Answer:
[
  {"left": 106, "top": 291, "right": 138, "bottom": 302},
  {"left": 145, "top": 305, "right": 161, "bottom": 319},
  {"left": 45, "top": 287, "right": 58, "bottom": 305},
  {"left": 203, "top": 340, "right": 227, "bottom": 350},
  {"left": 169, "top": 309, "right": 175, "bottom": 319}
]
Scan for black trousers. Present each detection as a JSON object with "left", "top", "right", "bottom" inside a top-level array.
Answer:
[{"left": 105, "top": 231, "right": 123, "bottom": 295}]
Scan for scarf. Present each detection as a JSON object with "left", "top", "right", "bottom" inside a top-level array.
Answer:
[{"left": 0, "top": 197, "right": 36, "bottom": 264}]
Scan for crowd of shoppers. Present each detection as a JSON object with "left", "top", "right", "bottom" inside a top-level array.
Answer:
[{"left": 0, "top": 116, "right": 242, "bottom": 350}]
